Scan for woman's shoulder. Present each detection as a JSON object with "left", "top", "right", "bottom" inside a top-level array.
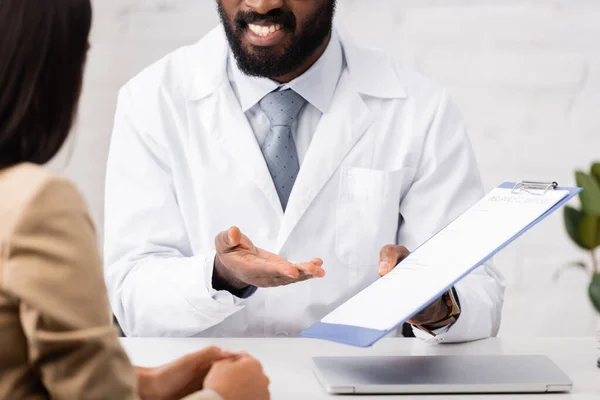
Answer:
[{"left": 0, "top": 163, "right": 87, "bottom": 232}]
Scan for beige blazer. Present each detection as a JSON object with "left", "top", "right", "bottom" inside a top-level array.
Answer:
[{"left": 0, "top": 164, "right": 218, "bottom": 400}]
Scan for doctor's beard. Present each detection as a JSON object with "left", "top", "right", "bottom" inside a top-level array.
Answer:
[{"left": 217, "top": 0, "right": 336, "bottom": 79}]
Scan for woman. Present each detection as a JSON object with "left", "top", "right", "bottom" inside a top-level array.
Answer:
[{"left": 0, "top": 1, "right": 270, "bottom": 399}]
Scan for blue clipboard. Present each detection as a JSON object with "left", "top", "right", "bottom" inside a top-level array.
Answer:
[{"left": 301, "top": 182, "right": 582, "bottom": 348}]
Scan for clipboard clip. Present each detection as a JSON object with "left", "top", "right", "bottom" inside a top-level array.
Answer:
[{"left": 511, "top": 181, "right": 558, "bottom": 196}]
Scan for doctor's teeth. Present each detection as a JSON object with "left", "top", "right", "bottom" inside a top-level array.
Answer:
[{"left": 248, "top": 24, "right": 283, "bottom": 37}]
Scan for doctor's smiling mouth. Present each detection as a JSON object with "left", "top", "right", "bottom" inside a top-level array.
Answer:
[{"left": 217, "top": 0, "right": 336, "bottom": 82}]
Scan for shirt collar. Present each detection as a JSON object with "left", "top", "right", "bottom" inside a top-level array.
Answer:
[{"left": 228, "top": 34, "right": 344, "bottom": 114}]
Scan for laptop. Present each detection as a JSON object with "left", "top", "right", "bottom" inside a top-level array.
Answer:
[{"left": 313, "top": 355, "right": 573, "bottom": 394}]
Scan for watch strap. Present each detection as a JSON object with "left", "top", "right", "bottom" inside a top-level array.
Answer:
[{"left": 415, "top": 287, "right": 461, "bottom": 335}]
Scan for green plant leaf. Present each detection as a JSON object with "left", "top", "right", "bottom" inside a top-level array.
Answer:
[
  {"left": 579, "top": 215, "right": 600, "bottom": 249},
  {"left": 589, "top": 274, "right": 600, "bottom": 314},
  {"left": 592, "top": 163, "right": 600, "bottom": 185},
  {"left": 564, "top": 206, "right": 592, "bottom": 249},
  {"left": 576, "top": 171, "right": 600, "bottom": 216}
]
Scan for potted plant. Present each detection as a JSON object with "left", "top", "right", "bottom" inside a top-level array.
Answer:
[{"left": 563, "top": 162, "right": 600, "bottom": 367}]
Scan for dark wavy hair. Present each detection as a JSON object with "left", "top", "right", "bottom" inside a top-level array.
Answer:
[{"left": 0, "top": 0, "right": 92, "bottom": 168}]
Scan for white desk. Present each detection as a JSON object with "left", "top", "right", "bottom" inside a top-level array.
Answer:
[{"left": 121, "top": 337, "right": 600, "bottom": 400}]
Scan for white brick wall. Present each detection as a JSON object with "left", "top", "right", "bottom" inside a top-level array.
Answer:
[{"left": 53, "top": 0, "right": 600, "bottom": 337}]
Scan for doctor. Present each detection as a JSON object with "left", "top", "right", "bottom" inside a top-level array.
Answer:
[{"left": 105, "top": 0, "right": 504, "bottom": 340}]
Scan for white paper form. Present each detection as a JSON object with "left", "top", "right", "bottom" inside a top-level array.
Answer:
[{"left": 321, "top": 187, "right": 569, "bottom": 331}]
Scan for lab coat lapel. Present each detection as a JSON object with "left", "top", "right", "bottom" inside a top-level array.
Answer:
[
  {"left": 277, "top": 73, "right": 375, "bottom": 250},
  {"left": 211, "top": 81, "right": 284, "bottom": 218},
  {"left": 183, "top": 26, "right": 283, "bottom": 217}
]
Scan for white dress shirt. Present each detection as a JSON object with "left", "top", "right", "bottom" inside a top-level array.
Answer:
[{"left": 227, "top": 35, "right": 343, "bottom": 165}]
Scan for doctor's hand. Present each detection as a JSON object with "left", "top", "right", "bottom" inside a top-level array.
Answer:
[
  {"left": 213, "top": 226, "right": 325, "bottom": 290},
  {"left": 378, "top": 244, "right": 450, "bottom": 327}
]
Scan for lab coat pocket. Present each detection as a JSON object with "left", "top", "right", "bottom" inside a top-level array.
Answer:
[{"left": 335, "top": 166, "right": 410, "bottom": 266}]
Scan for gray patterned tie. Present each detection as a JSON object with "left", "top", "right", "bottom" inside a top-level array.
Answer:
[{"left": 259, "top": 89, "right": 306, "bottom": 211}]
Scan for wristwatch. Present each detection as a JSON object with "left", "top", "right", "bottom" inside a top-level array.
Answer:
[{"left": 416, "top": 287, "right": 461, "bottom": 336}]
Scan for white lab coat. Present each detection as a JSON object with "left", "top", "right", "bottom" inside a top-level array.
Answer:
[{"left": 104, "top": 25, "right": 505, "bottom": 342}]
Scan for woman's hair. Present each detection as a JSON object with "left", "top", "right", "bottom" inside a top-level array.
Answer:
[{"left": 0, "top": 0, "right": 92, "bottom": 168}]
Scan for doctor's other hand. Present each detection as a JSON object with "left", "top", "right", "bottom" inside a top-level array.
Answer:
[
  {"left": 204, "top": 354, "right": 271, "bottom": 400},
  {"left": 136, "top": 346, "right": 231, "bottom": 400},
  {"left": 378, "top": 244, "right": 451, "bottom": 327},
  {"left": 213, "top": 226, "right": 325, "bottom": 289},
  {"left": 378, "top": 244, "right": 411, "bottom": 277}
]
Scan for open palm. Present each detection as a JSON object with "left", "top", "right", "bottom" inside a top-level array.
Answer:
[{"left": 215, "top": 226, "right": 325, "bottom": 288}]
